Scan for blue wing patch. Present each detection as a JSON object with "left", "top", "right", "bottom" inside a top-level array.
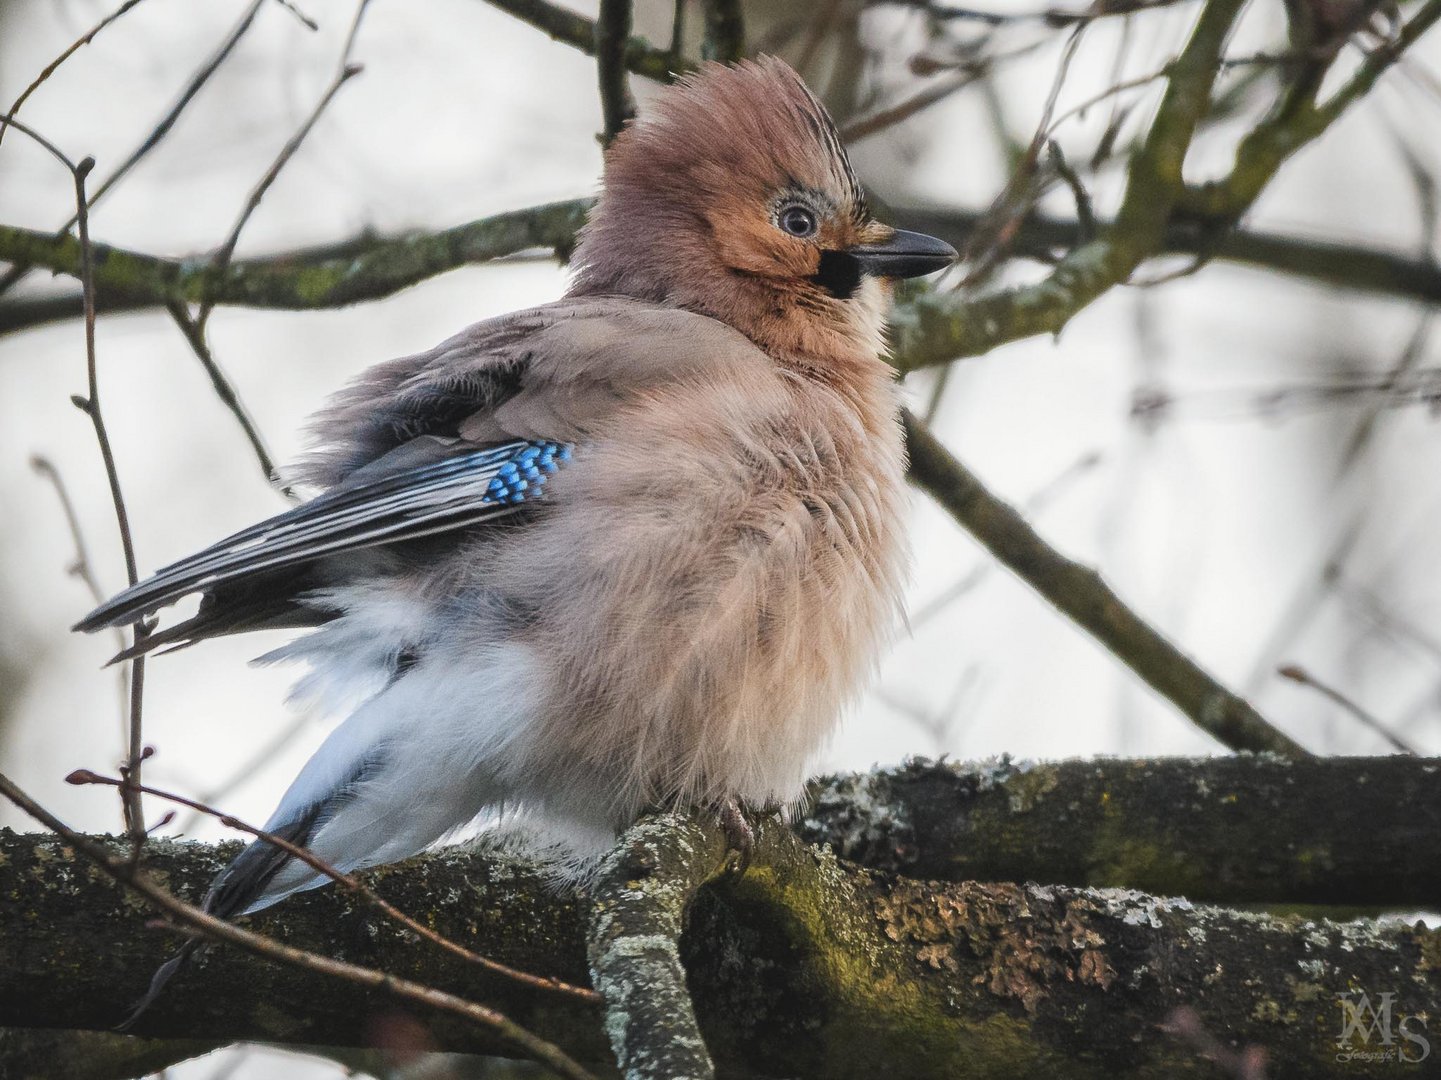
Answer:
[{"left": 76, "top": 439, "right": 574, "bottom": 633}]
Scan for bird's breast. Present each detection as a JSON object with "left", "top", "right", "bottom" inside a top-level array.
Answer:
[{"left": 485, "top": 370, "right": 908, "bottom": 819}]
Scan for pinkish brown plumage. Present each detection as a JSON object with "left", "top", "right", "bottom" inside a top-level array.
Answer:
[{"left": 79, "top": 58, "right": 955, "bottom": 936}]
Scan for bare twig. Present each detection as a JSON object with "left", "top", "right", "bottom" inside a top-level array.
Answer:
[
  {"left": 596, "top": 0, "right": 638, "bottom": 143},
  {"left": 1045, "top": 139, "right": 1095, "bottom": 241},
  {"left": 902, "top": 408, "right": 1307, "bottom": 757},
  {"left": 958, "top": 24, "right": 1087, "bottom": 284},
  {"left": 30, "top": 455, "right": 130, "bottom": 733},
  {"left": 69, "top": 0, "right": 269, "bottom": 230},
  {"left": 165, "top": 301, "right": 287, "bottom": 496},
  {"left": 1277, "top": 664, "right": 1420, "bottom": 755},
  {"left": 73, "top": 158, "right": 149, "bottom": 847},
  {"left": 201, "top": 1, "right": 369, "bottom": 328},
  {"left": 0, "top": 1, "right": 269, "bottom": 306},
  {"left": 0, "top": 772, "right": 600, "bottom": 1080},
  {"left": 839, "top": 68, "right": 975, "bottom": 142},
  {"left": 877, "top": 0, "right": 1198, "bottom": 25},
  {"left": 66, "top": 769, "right": 602, "bottom": 1004},
  {"left": 0, "top": 0, "right": 152, "bottom": 150},
  {"left": 28, "top": 456, "right": 114, "bottom": 630},
  {"left": 2, "top": 112, "right": 152, "bottom": 843}
]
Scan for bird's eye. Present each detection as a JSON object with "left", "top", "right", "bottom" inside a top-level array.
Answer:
[{"left": 778, "top": 204, "right": 818, "bottom": 238}]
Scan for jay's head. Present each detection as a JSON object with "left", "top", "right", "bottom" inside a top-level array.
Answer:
[{"left": 569, "top": 57, "right": 956, "bottom": 366}]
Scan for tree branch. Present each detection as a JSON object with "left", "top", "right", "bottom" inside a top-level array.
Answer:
[
  {"left": 903, "top": 409, "right": 1306, "bottom": 757},
  {"left": 0, "top": 1028, "right": 219, "bottom": 1080},
  {"left": 480, "top": 0, "right": 688, "bottom": 82},
  {"left": 889, "top": 204, "right": 1441, "bottom": 310},
  {"left": 595, "top": 0, "right": 638, "bottom": 143},
  {"left": 0, "top": 199, "right": 591, "bottom": 318},
  {"left": 587, "top": 814, "right": 727, "bottom": 1080},
  {"left": 5, "top": 799, "right": 1439, "bottom": 1077},
  {"left": 802, "top": 755, "right": 1441, "bottom": 906},
  {"left": 888, "top": 0, "right": 1441, "bottom": 372},
  {"left": 0, "top": 773, "right": 600, "bottom": 1080},
  {"left": 701, "top": 0, "right": 745, "bottom": 63},
  {"left": 7, "top": 202, "right": 1437, "bottom": 339}
]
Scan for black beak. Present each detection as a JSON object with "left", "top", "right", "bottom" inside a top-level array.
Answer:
[{"left": 848, "top": 229, "right": 957, "bottom": 280}]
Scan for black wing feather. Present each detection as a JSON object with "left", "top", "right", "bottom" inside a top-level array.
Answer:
[{"left": 76, "top": 439, "right": 570, "bottom": 635}]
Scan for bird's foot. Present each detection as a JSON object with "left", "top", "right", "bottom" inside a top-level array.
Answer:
[{"left": 718, "top": 795, "right": 754, "bottom": 876}]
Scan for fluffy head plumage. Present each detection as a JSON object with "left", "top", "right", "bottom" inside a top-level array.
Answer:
[{"left": 569, "top": 57, "right": 894, "bottom": 369}]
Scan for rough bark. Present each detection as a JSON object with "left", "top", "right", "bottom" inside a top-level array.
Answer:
[
  {"left": 0, "top": 1029, "right": 217, "bottom": 1080},
  {"left": 3, "top": 802, "right": 1440, "bottom": 1079},
  {"left": 803, "top": 755, "right": 1441, "bottom": 906}
]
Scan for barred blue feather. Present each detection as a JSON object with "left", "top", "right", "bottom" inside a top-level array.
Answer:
[{"left": 75, "top": 439, "right": 572, "bottom": 635}]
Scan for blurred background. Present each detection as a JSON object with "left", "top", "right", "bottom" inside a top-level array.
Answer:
[{"left": 2, "top": 0, "right": 1439, "bottom": 1074}]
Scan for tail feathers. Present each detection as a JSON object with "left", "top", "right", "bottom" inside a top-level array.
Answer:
[
  {"left": 119, "top": 812, "right": 323, "bottom": 1028},
  {"left": 118, "top": 937, "right": 204, "bottom": 1031}
]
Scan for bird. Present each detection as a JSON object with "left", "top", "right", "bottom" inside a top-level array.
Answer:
[{"left": 78, "top": 57, "right": 955, "bottom": 937}]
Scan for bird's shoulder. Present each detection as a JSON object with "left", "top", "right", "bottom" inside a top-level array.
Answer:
[{"left": 294, "top": 297, "right": 776, "bottom": 489}]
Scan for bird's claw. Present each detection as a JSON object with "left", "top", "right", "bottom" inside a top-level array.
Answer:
[{"left": 718, "top": 796, "right": 754, "bottom": 875}]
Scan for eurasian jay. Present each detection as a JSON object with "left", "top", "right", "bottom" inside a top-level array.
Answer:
[{"left": 79, "top": 57, "right": 955, "bottom": 926}]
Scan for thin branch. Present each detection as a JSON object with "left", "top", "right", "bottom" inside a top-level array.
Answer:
[
  {"left": 902, "top": 408, "right": 1307, "bottom": 757},
  {"left": 2, "top": 111, "right": 153, "bottom": 844},
  {"left": 165, "top": 302, "right": 287, "bottom": 495},
  {"left": 481, "top": 0, "right": 688, "bottom": 81},
  {"left": 30, "top": 454, "right": 130, "bottom": 735},
  {"left": 72, "top": 155, "right": 149, "bottom": 846},
  {"left": 1277, "top": 663, "right": 1420, "bottom": 755},
  {"left": 67, "top": 769, "right": 602, "bottom": 1004},
  {"left": 875, "top": 0, "right": 1199, "bottom": 25},
  {"left": 0, "top": 771, "right": 600, "bottom": 1080},
  {"left": 838, "top": 68, "right": 975, "bottom": 142},
  {"left": 70, "top": 0, "right": 269, "bottom": 228},
  {"left": 595, "top": 0, "right": 637, "bottom": 143},
  {"left": 701, "top": 0, "right": 745, "bottom": 62},
  {"left": 1182, "top": 0, "right": 1441, "bottom": 221},
  {"left": 0, "top": 0, "right": 152, "bottom": 150},
  {"left": 5, "top": 201, "right": 1440, "bottom": 337},
  {"left": 28, "top": 455, "right": 116, "bottom": 632},
  {"left": 202, "top": 3, "right": 369, "bottom": 327}
]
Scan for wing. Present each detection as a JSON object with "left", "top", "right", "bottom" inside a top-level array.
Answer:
[
  {"left": 75, "top": 438, "right": 570, "bottom": 637},
  {"left": 75, "top": 297, "right": 769, "bottom": 658}
]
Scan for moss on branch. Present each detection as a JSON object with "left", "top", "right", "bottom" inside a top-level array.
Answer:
[
  {"left": 4, "top": 784, "right": 1440, "bottom": 1078},
  {"left": 5, "top": 204, "right": 1439, "bottom": 340},
  {"left": 0, "top": 199, "right": 590, "bottom": 316}
]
